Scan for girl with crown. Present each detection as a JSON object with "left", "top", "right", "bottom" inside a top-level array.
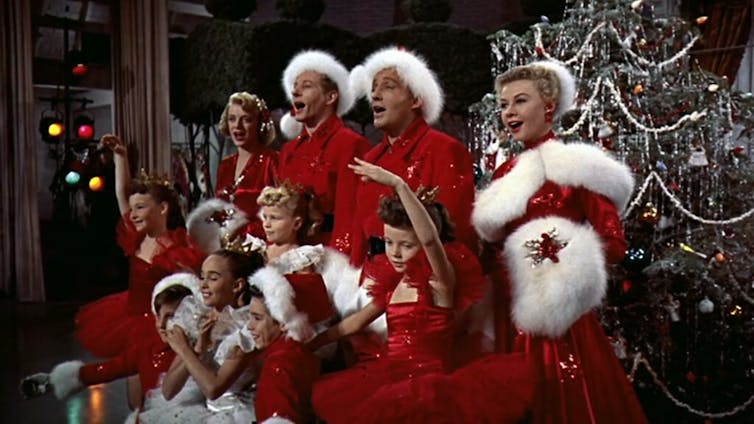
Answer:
[
  {"left": 215, "top": 92, "right": 279, "bottom": 239},
  {"left": 75, "top": 134, "right": 204, "bottom": 360},
  {"left": 309, "top": 159, "right": 534, "bottom": 423},
  {"left": 471, "top": 62, "right": 647, "bottom": 423},
  {"left": 153, "top": 244, "right": 266, "bottom": 423}
]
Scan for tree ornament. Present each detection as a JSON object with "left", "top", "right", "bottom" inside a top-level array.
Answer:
[
  {"left": 535, "top": 46, "right": 545, "bottom": 57},
  {"left": 698, "top": 296, "right": 714, "bottom": 314},
  {"left": 621, "top": 279, "right": 633, "bottom": 293},
  {"left": 679, "top": 242, "right": 708, "bottom": 259},
  {"left": 632, "top": 84, "right": 644, "bottom": 95},
  {"left": 630, "top": 0, "right": 643, "bottom": 11},
  {"left": 638, "top": 38, "right": 647, "bottom": 47},
  {"left": 730, "top": 146, "right": 746, "bottom": 158},
  {"left": 639, "top": 202, "right": 660, "bottom": 225},
  {"left": 696, "top": 16, "right": 708, "bottom": 25},
  {"left": 707, "top": 83, "right": 719, "bottom": 93},
  {"left": 623, "top": 246, "right": 651, "bottom": 272},
  {"left": 729, "top": 305, "right": 743, "bottom": 316},
  {"left": 686, "top": 371, "right": 697, "bottom": 383},
  {"left": 713, "top": 251, "right": 726, "bottom": 263},
  {"left": 665, "top": 296, "right": 681, "bottom": 322},
  {"left": 609, "top": 336, "right": 628, "bottom": 359},
  {"left": 688, "top": 145, "right": 709, "bottom": 167}
]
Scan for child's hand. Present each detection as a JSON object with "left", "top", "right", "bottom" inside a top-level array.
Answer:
[
  {"left": 101, "top": 134, "right": 126, "bottom": 156},
  {"left": 348, "top": 157, "right": 403, "bottom": 188},
  {"left": 194, "top": 313, "right": 218, "bottom": 353},
  {"left": 165, "top": 325, "right": 191, "bottom": 354}
]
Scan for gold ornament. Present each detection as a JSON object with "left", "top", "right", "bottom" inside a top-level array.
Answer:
[
  {"left": 639, "top": 203, "right": 660, "bottom": 225},
  {"left": 633, "top": 84, "right": 644, "bottom": 95},
  {"left": 695, "top": 16, "right": 708, "bottom": 25}
]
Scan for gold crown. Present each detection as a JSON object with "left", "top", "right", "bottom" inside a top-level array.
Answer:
[
  {"left": 220, "top": 233, "right": 266, "bottom": 256},
  {"left": 134, "top": 168, "right": 172, "bottom": 187},
  {"left": 415, "top": 185, "right": 440, "bottom": 206}
]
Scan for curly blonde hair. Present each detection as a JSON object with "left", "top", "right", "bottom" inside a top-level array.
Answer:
[
  {"left": 257, "top": 182, "right": 323, "bottom": 241},
  {"left": 218, "top": 92, "right": 276, "bottom": 145},
  {"left": 494, "top": 65, "right": 561, "bottom": 107}
]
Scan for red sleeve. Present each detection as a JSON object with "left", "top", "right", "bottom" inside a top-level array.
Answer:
[
  {"left": 364, "top": 255, "right": 403, "bottom": 309},
  {"left": 429, "top": 140, "right": 478, "bottom": 255},
  {"left": 579, "top": 189, "right": 627, "bottom": 264},
  {"left": 330, "top": 135, "right": 371, "bottom": 255},
  {"left": 255, "top": 346, "right": 318, "bottom": 423},
  {"left": 116, "top": 213, "right": 140, "bottom": 256},
  {"left": 152, "top": 228, "right": 206, "bottom": 273},
  {"left": 78, "top": 346, "right": 139, "bottom": 386}
]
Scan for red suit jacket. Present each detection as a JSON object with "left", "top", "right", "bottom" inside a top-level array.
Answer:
[
  {"left": 278, "top": 114, "right": 370, "bottom": 254},
  {"left": 350, "top": 117, "right": 478, "bottom": 266},
  {"left": 215, "top": 147, "right": 279, "bottom": 238},
  {"left": 254, "top": 337, "right": 320, "bottom": 423}
]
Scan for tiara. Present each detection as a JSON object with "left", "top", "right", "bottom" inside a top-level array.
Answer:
[
  {"left": 221, "top": 233, "right": 266, "bottom": 256},
  {"left": 415, "top": 185, "right": 439, "bottom": 206},
  {"left": 134, "top": 168, "right": 172, "bottom": 187}
]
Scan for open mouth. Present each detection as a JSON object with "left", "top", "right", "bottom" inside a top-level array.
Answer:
[
  {"left": 373, "top": 106, "right": 386, "bottom": 114},
  {"left": 293, "top": 102, "right": 305, "bottom": 111},
  {"left": 508, "top": 121, "right": 523, "bottom": 132}
]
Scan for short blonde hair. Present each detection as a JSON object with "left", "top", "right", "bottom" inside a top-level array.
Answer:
[
  {"left": 257, "top": 182, "right": 323, "bottom": 241},
  {"left": 494, "top": 65, "right": 561, "bottom": 107},
  {"left": 218, "top": 92, "right": 276, "bottom": 145}
]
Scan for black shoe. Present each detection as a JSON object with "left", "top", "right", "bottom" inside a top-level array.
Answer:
[{"left": 19, "top": 373, "right": 51, "bottom": 399}]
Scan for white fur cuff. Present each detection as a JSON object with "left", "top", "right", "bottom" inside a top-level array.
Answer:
[
  {"left": 49, "top": 360, "right": 85, "bottom": 400},
  {"left": 261, "top": 417, "right": 295, "bottom": 424},
  {"left": 504, "top": 217, "right": 606, "bottom": 338}
]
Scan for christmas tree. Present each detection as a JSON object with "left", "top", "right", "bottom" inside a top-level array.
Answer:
[{"left": 469, "top": 0, "right": 754, "bottom": 421}]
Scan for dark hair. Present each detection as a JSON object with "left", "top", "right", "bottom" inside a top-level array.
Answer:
[
  {"left": 127, "top": 180, "right": 185, "bottom": 230},
  {"left": 247, "top": 285, "right": 280, "bottom": 324},
  {"left": 377, "top": 195, "right": 455, "bottom": 243},
  {"left": 210, "top": 249, "right": 266, "bottom": 305},
  {"left": 153, "top": 284, "right": 192, "bottom": 313}
]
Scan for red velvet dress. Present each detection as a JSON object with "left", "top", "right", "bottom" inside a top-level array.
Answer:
[
  {"left": 215, "top": 147, "right": 279, "bottom": 239},
  {"left": 253, "top": 336, "right": 321, "bottom": 423},
  {"left": 473, "top": 135, "right": 647, "bottom": 423},
  {"left": 278, "top": 115, "right": 370, "bottom": 254},
  {"left": 312, "top": 243, "right": 534, "bottom": 424},
  {"left": 75, "top": 215, "right": 204, "bottom": 358}
]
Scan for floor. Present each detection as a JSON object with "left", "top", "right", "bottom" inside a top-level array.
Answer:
[{"left": 1, "top": 299, "right": 131, "bottom": 424}]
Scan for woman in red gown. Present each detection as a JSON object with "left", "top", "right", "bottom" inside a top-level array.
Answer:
[
  {"left": 310, "top": 159, "right": 534, "bottom": 423},
  {"left": 472, "top": 61, "right": 648, "bottom": 423},
  {"left": 215, "top": 92, "right": 279, "bottom": 238},
  {"left": 75, "top": 134, "right": 204, "bottom": 359}
]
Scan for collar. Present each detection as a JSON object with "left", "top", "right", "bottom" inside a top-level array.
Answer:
[
  {"left": 524, "top": 130, "right": 557, "bottom": 150},
  {"left": 373, "top": 117, "right": 430, "bottom": 160},
  {"left": 298, "top": 114, "right": 343, "bottom": 144}
]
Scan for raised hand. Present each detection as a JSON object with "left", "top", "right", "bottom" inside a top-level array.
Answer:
[
  {"left": 348, "top": 157, "right": 403, "bottom": 188},
  {"left": 101, "top": 134, "right": 126, "bottom": 156}
]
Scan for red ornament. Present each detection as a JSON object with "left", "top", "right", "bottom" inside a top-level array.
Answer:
[
  {"left": 621, "top": 279, "right": 632, "bottom": 293},
  {"left": 72, "top": 63, "right": 88, "bottom": 77},
  {"left": 731, "top": 146, "right": 746, "bottom": 158},
  {"left": 535, "top": 46, "right": 544, "bottom": 57},
  {"left": 77, "top": 124, "right": 94, "bottom": 139},
  {"left": 686, "top": 371, "right": 697, "bottom": 383}
]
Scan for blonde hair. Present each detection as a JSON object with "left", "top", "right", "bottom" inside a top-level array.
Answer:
[
  {"left": 218, "top": 92, "right": 276, "bottom": 145},
  {"left": 257, "top": 182, "right": 323, "bottom": 241},
  {"left": 494, "top": 65, "right": 561, "bottom": 107}
]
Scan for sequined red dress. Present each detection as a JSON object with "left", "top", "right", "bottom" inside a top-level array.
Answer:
[
  {"left": 472, "top": 134, "right": 648, "bottom": 423},
  {"left": 312, "top": 243, "right": 534, "bottom": 423},
  {"left": 75, "top": 215, "right": 204, "bottom": 358},
  {"left": 215, "top": 147, "right": 279, "bottom": 238}
]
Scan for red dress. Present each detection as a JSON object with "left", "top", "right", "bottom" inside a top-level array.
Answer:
[
  {"left": 215, "top": 146, "right": 279, "bottom": 239},
  {"left": 312, "top": 243, "right": 533, "bottom": 424},
  {"left": 349, "top": 117, "right": 478, "bottom": 267},
  {"left": 472, "top": 134, "right": 647, "bottom": 423},
  {"left": 253, "top": 336, "right": 321, "bottom": 423},
  {"left": 75, "top": 215, "right": 204, "bottom": 358},
  {"left": 278, "top": 114, "right": 370, "bottom": 254}
]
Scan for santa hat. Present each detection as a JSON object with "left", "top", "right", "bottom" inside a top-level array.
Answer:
[
  {"left": 530, "top": 60, "right": 576, "bottom": 120},
  {"left": 349, "top": 46, "right": 444, "bottom": 124},
  {"left": 150, "top": 272, "right": 201, "bottom": 315},
  {"left": 280, "top": 50, "right": 356, "bottom": 139},
  {"left": 186, "top": 198, "right": 249, "bottom": 254},
  {"left": 248, "top": 266, "right": 335, "bottom": 343}
]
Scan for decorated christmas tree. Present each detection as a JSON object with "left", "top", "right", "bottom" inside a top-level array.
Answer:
[{"left": 469, "top": 0, "right": 754, "bottom": 421}]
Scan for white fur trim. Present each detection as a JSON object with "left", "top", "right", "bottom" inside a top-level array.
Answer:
[
  {"left": 151, "top": 273, "right": 202, "bottom": 315},
  {"left": 186, "top": 198, "right": 249, "bottom": 254},
  {"left": 261, "top": 417, "right": 295, "bottom": 424},
  {"left": 472, "top": 140, "right": 634, "bottom": 242},
  {"left": 505, "top": 217, "right": 606, "bottom": 338},
  {"left": 279, "top": 112, "right": 303, "bottom": 140},
  {"left": 49, "top": 360, "right": 84, "bottom": 400},
  {"left": 249, "top": 266, "right": 315, "bottom": 343},
  {"left": 354, "top": 47, "right": 444, "bottom": 124},
  {"left": 282, "top": 50, "right": 355, "bottom": 117},
  {"left": 531, "top": 60, "right": 576, "bottom": 119}
]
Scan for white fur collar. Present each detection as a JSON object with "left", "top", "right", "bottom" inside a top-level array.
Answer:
[{"left": 472, "top": 140, "right": 634, "bottom": 242}]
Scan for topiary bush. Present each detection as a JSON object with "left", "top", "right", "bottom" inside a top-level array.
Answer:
[
  {"left": 401, "top": 0, "right": 453, "bottom": 23},
  {"left": 275, "top": 0, "right": 325, "bottom": 23},
  {"left": 204, "top": 0, "right": 257, "bottom": 21}
]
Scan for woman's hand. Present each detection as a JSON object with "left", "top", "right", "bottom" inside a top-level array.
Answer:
[
  {"left": 348, "top": 157, "right": 404, "bottom": 188},
  {"left": 101, "top": 134, "right": 126, "bottom": 156},
  {"left": 165, "top": 325, "right": 191, "bottom": 355},
  {"left": 194, "top": 313, "right": 218, "bottom": 354}
]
